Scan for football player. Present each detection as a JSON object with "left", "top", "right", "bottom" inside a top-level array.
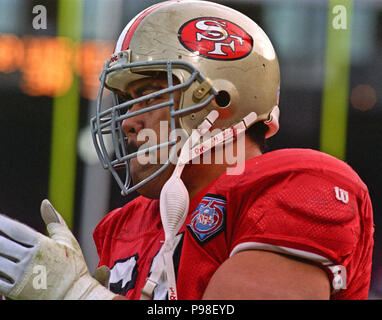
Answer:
[{"left": 0, "top": 0, "right": 374, "bottom": 300}]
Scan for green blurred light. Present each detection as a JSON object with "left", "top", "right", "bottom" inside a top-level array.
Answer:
[
  {"left": 49, "top": 0, "right": 83, "bottom": 228},
  {"left": 320, "top": 0, "right": 353, "bottom": 160}
]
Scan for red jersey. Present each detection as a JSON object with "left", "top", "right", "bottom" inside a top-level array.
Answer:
[{"left": 93, "top": 148, "right": 374, "bottom": 299}]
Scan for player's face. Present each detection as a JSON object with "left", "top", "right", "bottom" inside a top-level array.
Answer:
[{"left": 119, "top": 74, "right": 181, "bottom": 198}]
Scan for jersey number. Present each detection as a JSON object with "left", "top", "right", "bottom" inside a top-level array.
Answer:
[{"left": 108, "top": 234, "right": 184, "bottom": 299}]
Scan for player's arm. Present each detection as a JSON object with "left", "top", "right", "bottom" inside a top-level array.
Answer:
[{"left": 202, "top": 249, "right": 330, "bottom": 300}]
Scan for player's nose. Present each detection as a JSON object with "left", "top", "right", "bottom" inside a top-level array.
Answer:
[{"left": 121, "top": 104, "right": 144, "bottom": 138}]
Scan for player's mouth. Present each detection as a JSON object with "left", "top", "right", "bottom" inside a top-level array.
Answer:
[{"left": 126, "top": 139, "right": 159, "bottom": 166}]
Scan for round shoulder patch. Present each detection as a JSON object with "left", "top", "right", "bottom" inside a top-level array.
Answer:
[{"left": 178, "top": 17, "right": 253, "bottom": 61}]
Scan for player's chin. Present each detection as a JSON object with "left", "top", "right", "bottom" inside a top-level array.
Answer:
[{"left": 130, "top": 160, "right": 175, "bottom": 199}]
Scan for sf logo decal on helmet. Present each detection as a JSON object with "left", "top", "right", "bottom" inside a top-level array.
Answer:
[{"left": 178, "top": 17, "right": 253, "bottom": 60}]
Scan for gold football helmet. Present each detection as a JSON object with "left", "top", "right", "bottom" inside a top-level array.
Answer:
[{"left": 91, "top": 0, "right": 280, "bottom": 195}]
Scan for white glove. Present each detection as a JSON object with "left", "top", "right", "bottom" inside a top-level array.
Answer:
[{"left": 0, "top": 199, "right": 118, "bottom": 300}]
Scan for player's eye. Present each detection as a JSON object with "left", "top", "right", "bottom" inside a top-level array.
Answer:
[
  {"left": 142, "top": 90, "right": 166, "bottom": 106},
  {"left": 145, "top": 97, "right": 157, "bottom": 106}
]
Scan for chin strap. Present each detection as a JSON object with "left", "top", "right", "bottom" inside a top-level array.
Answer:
[{"left": 140, "top": 110, "right": 258, "bottom": 300}]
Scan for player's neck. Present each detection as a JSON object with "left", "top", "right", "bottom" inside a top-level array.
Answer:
[{"left": 182, "top": 136, "right": 262, "bottom": 200}]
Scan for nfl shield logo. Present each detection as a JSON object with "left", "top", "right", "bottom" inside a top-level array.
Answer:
[{"left": 188, "top": 194, "right": 226, "bottom": 243}]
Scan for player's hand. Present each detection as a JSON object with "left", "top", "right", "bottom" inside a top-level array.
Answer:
[{"left": 0, "top": 199, "right": 117, "bottom": 300}]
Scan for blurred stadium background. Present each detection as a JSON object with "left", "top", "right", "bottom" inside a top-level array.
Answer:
[{"left": 0, "top": 0, "right": 381, "bottom": 298}]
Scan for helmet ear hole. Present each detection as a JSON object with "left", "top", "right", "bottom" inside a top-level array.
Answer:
[{"left": 215, "top": 90, "right": 231, "bottom": 108}]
